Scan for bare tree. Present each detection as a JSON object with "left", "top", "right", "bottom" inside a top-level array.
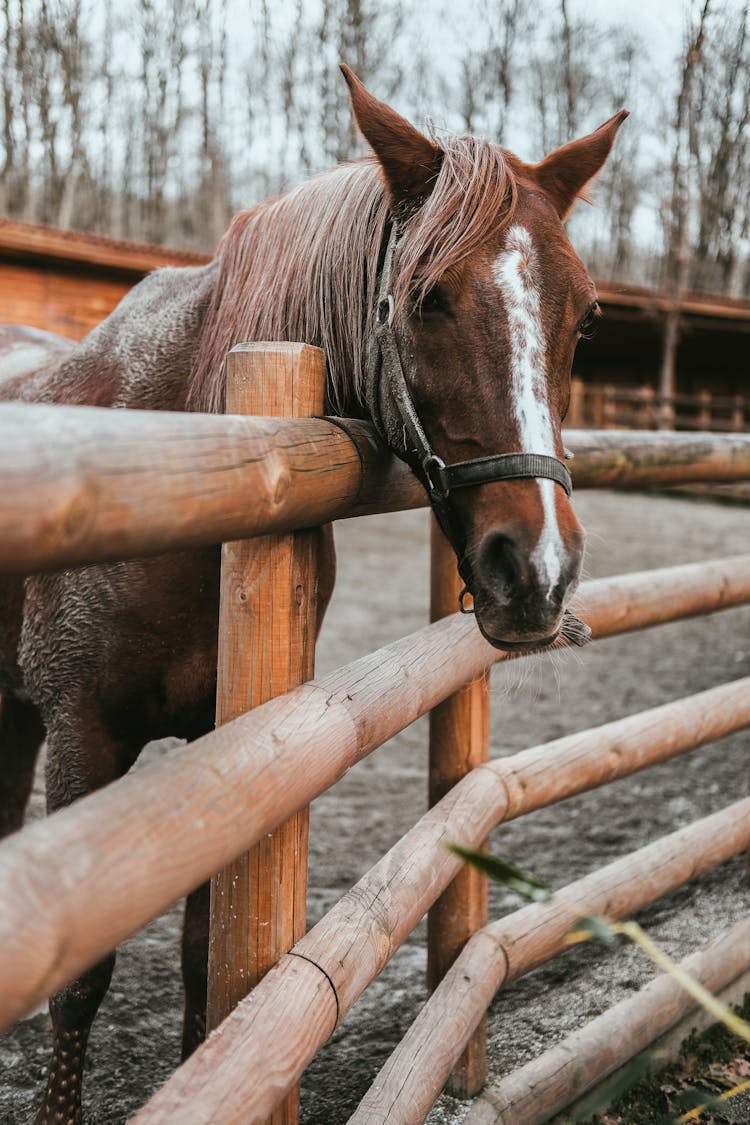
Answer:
[
  {"left": 452, "top": 0, "right": 534, "bottom": 140},
  {"left": 688, "top": 3, "right": 750, "bottom": 293},
  {"left": 662, "top": 0, "right": 710, "bottom": 293},
  {"left": 0, "top": 0, "right": 747, "bottom": 297}
]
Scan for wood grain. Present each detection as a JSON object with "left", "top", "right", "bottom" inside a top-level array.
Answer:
[
  {"left": 0, "top": 261, "right": 132, "bottom": 340},
  {"left": 132, "top": 671, "right": 750, "bottom": 1123},
  {"left": 1, "top": 558, "right": 749, "bottom": 1034},
  {"left": 2, "top": 411, "right": 750, "bottom": 572},
  {"left": 0, "top": 219, "right": 209, "bottom": 340},
  {"left": 136, "top": 792, "right": 750, "bottom": 1125},
  {"left": 352, "top": 799, "right": 750, "bottom": 1124},
  {"left": 464, "top": 916, "right": 750, "bottom": 1124},
  {"left": 0, "top": 404, "right": 423, "bottom": 572},
  {"left": 0, "top": 557, "right": 749, "bottom": 1035},
  {"left": 427, "top": 519, "right": 490, "bottom": 1097},
  {"left": 207, "top": 344, "right": 324, "bottom": 1125}
]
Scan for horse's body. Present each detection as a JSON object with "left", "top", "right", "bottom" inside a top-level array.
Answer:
[{"left": 0, "top": 67, "right": 626, "bottom": 1123}]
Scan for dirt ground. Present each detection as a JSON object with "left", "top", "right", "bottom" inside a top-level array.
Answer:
[{"left": 1, "top": 490, "right": 749, "bottom": 1124}]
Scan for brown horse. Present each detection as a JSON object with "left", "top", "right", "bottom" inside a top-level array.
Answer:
[{"left": 0, "top": 67, "right": 626, "bottom": 1123}]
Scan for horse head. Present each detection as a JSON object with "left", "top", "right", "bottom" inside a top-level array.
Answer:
[{"left": 342, "top": 66, "right": 627, "bottom": 651}]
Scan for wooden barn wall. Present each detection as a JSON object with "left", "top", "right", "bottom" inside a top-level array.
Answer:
[{"left": 0, "top": 260, "right": 133, "bottom": 341}]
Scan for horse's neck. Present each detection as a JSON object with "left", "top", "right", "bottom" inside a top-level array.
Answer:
[{"left": 0, "top": 262, "right": 218, "bottom": 411}]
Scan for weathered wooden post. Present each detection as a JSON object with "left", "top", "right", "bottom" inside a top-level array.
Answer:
[
  {"left": 589, "top": 384, "right": 604, "bottom": 428},
  {"left": 731, "top": 393, "right": 744, "bottom": 433},
  {"left": 603, "top": 383, "right": 618, "bottom": 429},
  {"left": 207, "top": 342, "right": 325, "bottom": 1125},
  {"left": 697, "top": 387, "right": 711, "bottom": 431},
  {"left": 427, "top": 518, "right": 490, "bottom": 1096},
  {"left": 658, "top": 306, "right": 680, "bottom": 429},
  {"left": 568, "top": 375, "right": 585, "bottom": 427},
  {"left": 636, "top": 383, "right": 656, "bottom": 429}
]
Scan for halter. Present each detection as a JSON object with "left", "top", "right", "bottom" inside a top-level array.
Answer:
[{"left": 367, "top": 222, "right": 574, "bottom": 611}]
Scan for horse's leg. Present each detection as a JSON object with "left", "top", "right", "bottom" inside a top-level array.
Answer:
[
  {"left": 177, "top": 699, "right": 218, "bottom": 1062},
  {"left": 34, "top": 710, "right": 141, "bottom": 1125},
  {"left": 0, "top": 693, "right": 45, "bottom": 838},
  {"left": 181, "top": 880, "right": 210, "bottom": 1059},
  {"left": 316, "top": 523, "right": 336, "bottom": 639}
]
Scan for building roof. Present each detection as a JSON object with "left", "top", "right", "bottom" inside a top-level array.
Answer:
[
  {"left": 0, "top": 218, "right": 212, "bottom": 278},
  {"left": 3, "top": 217, "right": 750, "bottom": 322},
  {"left": 596, "top": 279, "right": 750, "bottom": 328},
  {"left": 2, "top": 218, "right": 749, "bottom": 391}
]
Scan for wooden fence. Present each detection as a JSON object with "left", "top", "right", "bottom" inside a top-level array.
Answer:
[
  {"left": 569, "top": 376, "right": 750, "bottom": 433},
  {"left": 1, "top": 342, "right": 750, "bottom": 1124}
]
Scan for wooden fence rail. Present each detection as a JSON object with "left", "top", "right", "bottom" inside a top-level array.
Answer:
[
  {"left": 352, "top": 799, "right": 750, "bottom": 1125},
  {"left": 133, "top": 676, "right": 750, "bottom": 1123},
  {"left": 2, "top": 401, "right": 750, "bottom": 571},
  {"left": 0, "top": 402, "right": 421, "bottom": 572},
  {"left": 2, "top": 343, "right": 750, "bottom": 1124},
  {"left": 1, "top": 555, "right": 749, "bottom": 1033},
  {"left": 464, "top": 915, "right": 750, "bottom": 1125},
  {"left": 569, "top": 379, "right": 750, "bottom": 433}
]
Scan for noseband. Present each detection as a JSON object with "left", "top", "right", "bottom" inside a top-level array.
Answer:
[{"left": 367, "top": 223, "right": 573, "bottom": 610}]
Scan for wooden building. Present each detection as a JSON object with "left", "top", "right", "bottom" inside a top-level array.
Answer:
[
  {"left": 572, "top": 281, "right": 750, "bottom": 431},
  {"left": 0, "top": 219, "right": 209, "bottom": 340},
  {"left": 0, "top": 218, "right": 748, "bottom": 430}
]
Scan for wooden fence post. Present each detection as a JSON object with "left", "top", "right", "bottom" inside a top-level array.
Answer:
[
  {"left": 636, "top": 384, "right": 656, "bottom": 430},
  {"left": 568, "top": 375, "right": 585, "bottom": 427},
  {"left": 589, "top": 384, "right": 604, "bottom": 428},
  {"left": 206, "top": 342, "right": 325, "bottom": 1125},
  {"left": 731, "top": 393, "right": 744, "bottom": 433},
  {"left": 427, "top": 518, "right": 490, "bottom": 1096},
  {"left": 697, "top": 388, "right": 711, "bottom": 431},
  {"left": 603, "top": 383, "right": 617, "bottom": 429}
]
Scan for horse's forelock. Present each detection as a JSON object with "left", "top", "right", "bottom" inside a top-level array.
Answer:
[
  {"left": 187, "top": 135, "right": 517, "bottom": 416},
  {"left": 393, "top": 135, "right": 517, "bottom": 313}
]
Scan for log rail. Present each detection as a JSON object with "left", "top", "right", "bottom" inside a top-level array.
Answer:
[
  {"left": 1, "top": 342, "right": 750, "bottom": 1124},
  {"left": 1, "top": 400, "right": 750, "bottom": 572}
]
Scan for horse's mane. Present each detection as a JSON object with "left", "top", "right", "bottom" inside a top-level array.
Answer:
[{"left": 187, "top": 133, "right": 518, "bottom": 415}]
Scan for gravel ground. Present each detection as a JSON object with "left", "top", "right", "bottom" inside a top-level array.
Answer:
[{"left": 1, "top": 490, "right": 749, "bottom": 1124}]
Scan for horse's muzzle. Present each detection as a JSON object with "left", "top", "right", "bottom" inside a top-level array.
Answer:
[{"left": 470, "top": 524, "right": 585, "bottom": 651}]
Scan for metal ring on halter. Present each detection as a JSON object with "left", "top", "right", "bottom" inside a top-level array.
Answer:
[
  {"left": 422, "top": 453, "right": 448, "bottom": 498},
  {"left": 377, "top": 293, "right": 395, "bottom": 327},
  {"left": 564, "top": 447, "right": 575, "bottom": 460}
]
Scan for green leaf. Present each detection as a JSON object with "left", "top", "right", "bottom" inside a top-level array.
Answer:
[
  {"left": 445, "top": 843, "right": 553, "bottom": 902},
  {"left": 571, "top": 914, "right": 620, "bottom": 946},
  {"left": 570, "top": 1050, "right": 657, "bottom": 1120},
  {"left": 669, "top": 1084, "right": 727, "bottom": 1119}
]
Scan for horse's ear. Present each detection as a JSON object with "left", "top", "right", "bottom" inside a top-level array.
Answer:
[
  {"left": 340, "top": 63, "right": 442, "bottom": 206},
  {"left": 533, "top": 110, "right": 629, "bottom": 220}
]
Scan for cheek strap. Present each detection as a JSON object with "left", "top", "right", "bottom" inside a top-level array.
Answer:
[{"left": 367, "top": 223, "right": 574, "bottom": 607}]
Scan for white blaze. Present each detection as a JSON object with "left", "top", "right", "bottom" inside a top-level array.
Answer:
[{"left": 492, "top": 225, "right": 565, "bottom": 596}]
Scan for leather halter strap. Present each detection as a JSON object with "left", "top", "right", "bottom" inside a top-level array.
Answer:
[{"left": 367, "top": 222, "right": 573, "bottom": 600}]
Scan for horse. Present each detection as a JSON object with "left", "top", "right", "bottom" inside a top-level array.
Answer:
[{"left": 0, "top": 65, "right": 627, "bottom": 1123}]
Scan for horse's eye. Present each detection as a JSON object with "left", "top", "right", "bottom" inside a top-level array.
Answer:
[
  {"left": 417, "top": 285, "right": 451, "bottom": 317},
  {"left": 579, "top": 302, "right": 600, "bottom": 338}
]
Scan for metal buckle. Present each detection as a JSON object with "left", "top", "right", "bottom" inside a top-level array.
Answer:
[
  {"left": 377, "top": 293, "right": 395, "bottom": 327},
  {"left": 423, "top": 453, "right": 448, "bottom": 498}
]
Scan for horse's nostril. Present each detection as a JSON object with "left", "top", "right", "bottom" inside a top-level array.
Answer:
[{"left": 479, "top": 532, "right": 528, "bottom": 598}]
